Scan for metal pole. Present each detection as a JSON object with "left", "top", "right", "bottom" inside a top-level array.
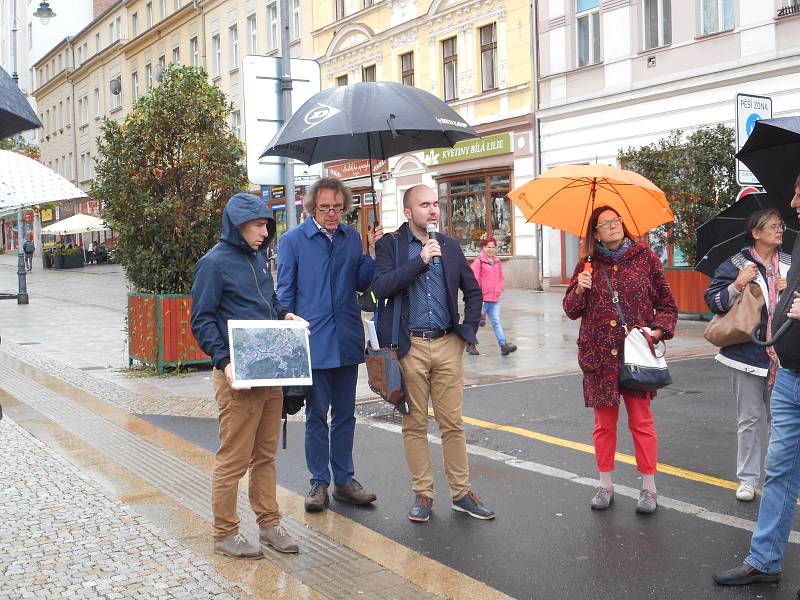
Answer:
[
  {"left": 11, "top": 0, "right": 29, "bottom": 304},
  {"left": 279, "top": 0, "right": 296, "bottom": 229},
  {"left": 530, "top": 0, "right": 544, "bottom": 291}
]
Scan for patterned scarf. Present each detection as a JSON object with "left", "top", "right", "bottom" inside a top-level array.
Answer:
[
  {"left": 750, "top": 247, "right": 780, "bottom": 387},
  {"left": 596, "top": 238, "right": 632, "bottom": 262}
]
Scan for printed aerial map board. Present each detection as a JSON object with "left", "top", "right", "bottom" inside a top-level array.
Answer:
[{"left": 228, "top": 320, "right": 312, "bottom": 387}]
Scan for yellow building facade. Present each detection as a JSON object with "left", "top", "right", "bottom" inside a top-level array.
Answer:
[{"left": 311, "top": 0, "right": 537, "bottom": 286}]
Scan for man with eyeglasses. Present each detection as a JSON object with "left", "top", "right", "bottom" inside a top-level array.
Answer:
[{"left": 277, "top": 177, "right": 382, "bottom": 512}]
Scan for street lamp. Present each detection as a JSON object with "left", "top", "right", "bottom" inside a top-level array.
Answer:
[{"left": 33, "top": 2, "right": 56, "bottom": 26}]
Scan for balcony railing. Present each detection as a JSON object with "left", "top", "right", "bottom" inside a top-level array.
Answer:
[{"left": 778, "top": 3, "right": 800, "bottom": 17}]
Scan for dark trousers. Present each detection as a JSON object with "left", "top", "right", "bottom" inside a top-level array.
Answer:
[
  {"left": 305, "top": 365, "right": 358, "bottom": 487},
  {"left": 24, "top": 253, "right": 32, "bottom": 271}
]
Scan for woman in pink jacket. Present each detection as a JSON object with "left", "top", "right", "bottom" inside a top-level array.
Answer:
[{"left": 467, "top": 237, "right": 518, "bottom": 356}]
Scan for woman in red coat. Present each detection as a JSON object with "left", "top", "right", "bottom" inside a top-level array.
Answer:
[{"left": 563, "top": 206, "right": 677, "bottom": 514}]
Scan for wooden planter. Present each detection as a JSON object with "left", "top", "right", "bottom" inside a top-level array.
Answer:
[
  {"left": 128, "top": 293, "right": 210, "bottom": 371},
  {"left": 664, "top": 267, "right": 712, "bottom": 317}
]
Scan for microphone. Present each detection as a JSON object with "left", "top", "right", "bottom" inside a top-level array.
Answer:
[{"left": 426, "top": 223, "right": 440, "bottom": 265}]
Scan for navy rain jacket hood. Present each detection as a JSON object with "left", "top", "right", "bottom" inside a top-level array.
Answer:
[{"left": 190, "top": 193, "right": 287, "bottom": 370}]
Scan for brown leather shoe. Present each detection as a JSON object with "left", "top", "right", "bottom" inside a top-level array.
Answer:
[
  {"left": 304, "top": 482, "right": 329, "bottom": 513},
  {"left": 332, "top": 478, "right": 377, "bottom": 505}
]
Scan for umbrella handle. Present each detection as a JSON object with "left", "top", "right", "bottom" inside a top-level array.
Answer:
[{"left": 751, "top": 320, "right": 795, "bottom": 347}]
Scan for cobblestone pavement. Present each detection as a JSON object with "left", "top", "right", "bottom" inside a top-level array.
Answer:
[{"left": 0, "top": 416, "right": 245, "bottom": 600}]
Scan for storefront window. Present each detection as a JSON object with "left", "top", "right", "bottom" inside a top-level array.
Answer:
[{"left": 437, "top": 171, "right": 512, "bottom": 256}]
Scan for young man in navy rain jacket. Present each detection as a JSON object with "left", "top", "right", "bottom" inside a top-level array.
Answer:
[{"left": 191, "top": 192, "right": 307, "bottom": 559}]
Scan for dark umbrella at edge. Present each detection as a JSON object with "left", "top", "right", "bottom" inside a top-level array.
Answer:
[
  {"left": 735, "top": 117, "right": 800, "bottom": 201},
  {"left": 0, "top": 65, "right": 42, "bottom": 139}
]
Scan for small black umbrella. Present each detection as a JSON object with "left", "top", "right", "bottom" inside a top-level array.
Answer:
[
  {"left": 0, "top": 66, "right": 42, "bottom": 139},
  {"left": 694, "top": 192, "right": 799, "bottom": 277},
  {"left": 735, "top": 116, "right": 800, "bottom": 200},
  {"left": 260, "top": 81, "right": 479, "bottom": 221}
]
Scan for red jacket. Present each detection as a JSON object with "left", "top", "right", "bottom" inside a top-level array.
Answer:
[
  {"left": 563, "top": 243, "right": 677, "bottom": 408},
  {"left": 471, "top": 251, "right": 504, "bottom": 302}
]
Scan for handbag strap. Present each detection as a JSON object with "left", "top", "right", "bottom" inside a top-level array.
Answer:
[{"left": 601, "top": 268, "right": 628, "bottom": 333}]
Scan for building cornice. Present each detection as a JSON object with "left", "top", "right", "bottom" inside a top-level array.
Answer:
[
  {"left": 123, "top": 5, "right": 200, "bottom": 56},
  {"left": 311, "top": 1, "right": 387, "bottom": 38}
]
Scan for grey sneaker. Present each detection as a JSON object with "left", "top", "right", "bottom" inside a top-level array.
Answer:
[
  {"left": 636, "top": 489, "right": 658, "bottom": 514},
  {"left": 259, "top": 524, "right": 299, "bottom": 554},
  {"left": 213, "top": 533, "right": 263, "bottom": 560},
  {"left": 305, "top": 482, "right": 329, "bottom": 512},
  {"left": 590, "top": 486, "right": 614, "bottom": 510}
]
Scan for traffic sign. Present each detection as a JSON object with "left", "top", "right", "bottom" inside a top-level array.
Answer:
[
  {"left": 736, "top": 186, "right": 762, "bottom": 202},
  {"left": 735, "top": 93, "right": 772, "bottom": 186},
  {"left": 242, "top": 56, "right": 323, "bottom": 185}
]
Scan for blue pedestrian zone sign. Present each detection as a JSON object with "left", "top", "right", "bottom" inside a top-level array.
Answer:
[{"left": 735, "top": 93, "right": 772, "bottom": 187}]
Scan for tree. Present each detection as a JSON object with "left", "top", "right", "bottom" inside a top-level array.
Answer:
[
  {"left": 0, "top": 138, "right": 40, "bottom": 159},
  {"left": 618, "top": 124, "right": 737, "bottom": 265},
  {"left": 93, "top": 65, "right": 246, "bottom": 294}
]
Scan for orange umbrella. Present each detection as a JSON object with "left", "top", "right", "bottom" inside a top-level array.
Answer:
[{"left": 506, "top": 164, "right": 674, "bottom": 238}]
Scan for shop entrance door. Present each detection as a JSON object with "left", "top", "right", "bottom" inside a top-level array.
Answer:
[
  {"left": 560, "top": 231, "right": 580, "bottom": 284},
  {"left": 343, "top": 189, "right": 377, "bottom": 251}
]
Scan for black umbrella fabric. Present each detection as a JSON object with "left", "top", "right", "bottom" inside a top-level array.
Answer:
[
  {"left": 694, "top": 192, "right": 799, "bottom": 277},
  {"left": 735, "top": 117, "right": 800, "bottom": 201},
  {"left": 260, "top": 82, "right": 479, "bottom": 220},
  {"left": 0, "top": 66, "right": 42, "bottom": 139}
]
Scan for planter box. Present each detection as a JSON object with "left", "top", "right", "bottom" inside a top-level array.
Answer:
[
  {"left": 128, "top": 293, "right": 210, "bottom": 371},
  {"left": 62, "top": 253, "right": 84, "bottom": 269},
  {"left": 53, "top": 254, "right": 64, "bottom": 269},
  {"left": 42, "top": 254, "right": 54, "bottom": 269},
  {"left": 664, "top": 267, "right": 712, "bottom": 316}
]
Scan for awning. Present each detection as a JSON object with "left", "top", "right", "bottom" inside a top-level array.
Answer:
[
  {"left": 41, "top": 213, "right": 108, "bottom": 236},
  {"left": 0, "top": 149, "right": 87, "bottom": 212}
]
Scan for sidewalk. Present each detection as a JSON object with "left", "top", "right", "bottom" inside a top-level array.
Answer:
[{"left": 0, "top": 253, "right": 715, "bottom": 418}]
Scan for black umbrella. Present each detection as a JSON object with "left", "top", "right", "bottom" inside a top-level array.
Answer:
[
  {"left": 0, "top": 66, "right": 42, "bottom": 139},
  {"left": 735, "top": 116, "right": 800, "bottom": 201},
  {"left": 694, "top": 192, "right": 799, "bottom": 277},
  {"left": 260, "top": 81, "right": 479, "bottom": 221}
]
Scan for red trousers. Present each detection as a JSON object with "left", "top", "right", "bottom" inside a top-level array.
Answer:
[{"left": 593, "top": 392, "right": 657, "bottom": 474}]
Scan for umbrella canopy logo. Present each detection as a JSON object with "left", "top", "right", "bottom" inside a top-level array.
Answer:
[{"left": 303, "top": 103, "right": 341, "bottom": 132}]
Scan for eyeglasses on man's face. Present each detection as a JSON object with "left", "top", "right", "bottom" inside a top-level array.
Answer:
[
  {"left": 595, "top": 216, "right": 623, "bottom": 231},
  {"left": 762, "top": 222, "right": 786, "bottom": 232},
  {"left": 316, "top": 204, "right": 344, "bottom": 215}
]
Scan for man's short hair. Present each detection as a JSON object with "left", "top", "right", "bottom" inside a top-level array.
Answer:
[
  {"left": 402, "top": 184, "right": 431, "bottom": 209},
  {"left": 303, "top": 177, "right": 353, "bottom": 215},
  {"left": 795, "top": 173, "right": 800, "bottom": 189}
]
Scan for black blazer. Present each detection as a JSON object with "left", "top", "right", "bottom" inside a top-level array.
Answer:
[
  {"left": 773, "top": 234, "right": 800, "bottom": 370},
  {"left": 371, "top": 223, "right": 482, "bottom": 358}
]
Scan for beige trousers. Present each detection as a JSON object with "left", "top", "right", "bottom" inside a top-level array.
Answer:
[
  {"left": 211, "top": 368, "right": 283, "bottom": 540},
  {"left": 399, "top": 333, "right": 470, "bottom": 501}
]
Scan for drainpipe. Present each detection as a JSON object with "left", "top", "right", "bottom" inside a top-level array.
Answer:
[
  {"left": 67, "top": 37, "right": 79, "bottom": 187},
  {"left": 530, "top": 0, "right": 544, "bottom": 290}
]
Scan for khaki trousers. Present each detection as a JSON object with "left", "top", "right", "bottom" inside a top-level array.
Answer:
[
  {"left": 211, "top": 368, "right": 283, "bottom": 540},
  {"left": 399, "top": 333, "right": 470, "bottom": 501}
]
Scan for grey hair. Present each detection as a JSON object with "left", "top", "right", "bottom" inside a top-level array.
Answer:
[
  {"left": 303, "top": 177, "right": 353, "bottom": 215},
  {"left": 746, "top": 208, "right": 783, "bottom": 245}
]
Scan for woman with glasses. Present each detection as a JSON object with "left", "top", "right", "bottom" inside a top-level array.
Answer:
[
  {"left": 704, "top": 208, "right": 791, "bottom": 502},
  {"left": 563, "top": 206, "right": 677, "bottom": 514}
]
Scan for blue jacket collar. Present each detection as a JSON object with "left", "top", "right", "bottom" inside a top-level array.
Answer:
[{"left": 302, "top": 216, "right": 345, "bottom": 239}]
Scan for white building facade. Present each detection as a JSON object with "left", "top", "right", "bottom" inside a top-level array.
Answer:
[{"left": 537, "top": 0, "right": 800, "bottom": 284}]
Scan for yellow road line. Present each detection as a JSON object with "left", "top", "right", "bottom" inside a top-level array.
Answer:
[{"left": 450, "top": 412, "right": 741, "bottom": 492}]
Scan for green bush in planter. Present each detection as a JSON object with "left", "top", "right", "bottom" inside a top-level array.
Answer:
[{"left": 92, "top": 65, "right": 246, "bottom": 294}]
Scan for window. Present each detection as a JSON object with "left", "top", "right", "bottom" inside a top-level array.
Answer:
[
  {"left": 174, "top": 0, "right": 181, "bottom": 9},
  {"left": 45, "top": 64, "right": 49, "bottom": 80},
  {"left": 131, "top": 13, "right": 139, "bottom": 36},
  {"left": 95, "top": 32, "right": 101, "bottom": 52},
  {"left": 145, "top": 63, "right": 153, "bottom": 90},
  {"left": 109, "top": 22, "right": 115, "bottom": 43},
  {"left": 267, "top": 2, "right": 278, "bottom": 51},
  {"left": 94, "top": 86, "right": 101, "bottom": 116},
  {"left": 442, "top": 37, "right": 457, "bottom": 101},
  {"left": 362, "top": 65, "right": 376, "bottom": 82},
  {"left": 77, "top": 45, "right": 84, "bottom": 66},
  {"left": 700, "top": 0, "right": 734, "bottom": 35},
  {"left": 480, "top": 23, "right": 497, "bottom": 91},
  {"left": 231, "top": 110, "right": 241, "bottom": 139},
  {"left": 67, "top": 153, "right": 73, "bottom": 180},
  {"left": 247, "top": 14, "right": 258, "bottom": 54},
  {"left": 229, "top": 25, "right": 239, "bottom": 70},
  {"left": 190, "top": 36, "right": 199, "bottom": 66},
  {"left": 437, "top": 173, "right": 513, "bottom": 256},
  {"left": 116, "top": 17, "right": 122, "bottom": 39},
  {"left": 364, "top": 0, "right": 373, "bottom": 7},
  {"left": 212, "top": 34, "right": 221, "bottom": 76},
  {"left": 146, "top": 2, "right": 153, "bottom": 28},
  {"left": 335, "top": 0, "right": 345, "bottom": 20},
  {"left": 79, "top": 96, "right": 89, "bottom": 125},
  {"left": 132, "top": 71, "right": 140, "bottom": 100},
  {"left": 336, "top": 74, "right": 348, "bottom": 86},
  {"left": 65, "top": 97, "right": 71, "bottom": 126},
  {"left": 81, "top": 153, "right": 91, "bottom": 181},
  {"left": 291, "top": 0, "right": 301, "bottom": 40},
  {"left": 643, "top": 0, "right": 671, "bottom": 49},
  {"left": 27, "top": 23, "right": 32, "bottom": 49},
  {"left": 400, "top": 52, "right": 414, "bottom": 86},
  {"left": 172, "top": 46, "right": 180, "bottom": 64},
  {"left": 576, "top": 0, "right": 600, "bottom": 67},
  {"left": 111, "top": 76, "right": 122, "bottom": 109},
  {"left": 57, "top": 101, "right": 63, "bottom": 128},
  {"left": 158, "top": 55, "right": 166, "bottom": 78},
  {"left": 160, "top": 0, "right": 167, "bottom": 19}
]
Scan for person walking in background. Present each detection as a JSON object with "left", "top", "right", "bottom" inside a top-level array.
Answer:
[
  {"left": 372, "top": 184, "right": 493, "bottom": 523},
  {"left": 277, "top": 177, "right": 381, "bottom": 513},
  {"left": 22, "top": 236, "right": 35, "bottom": 271},
  {"left": 713, "top": 178, "right": 800, "bottom": 587},
  {"left": 704, "top": 208, "right": 791, "bottom": 502},
  {"left": 191, "top": 193, "right": 305, "bottom": 559},
  {"left": 563, "top": 206, "right": 677, "bottom": 514},
  {"left": 465, "top": 237, "right": 517, "bottom": 357}
]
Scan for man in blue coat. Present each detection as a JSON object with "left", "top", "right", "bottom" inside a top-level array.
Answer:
[
  {"left": 277, "top": 177, "right": 382, "bottom": 512},
  {"left": 191, "top": 193, "right": 306, "bottom": 559}
]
